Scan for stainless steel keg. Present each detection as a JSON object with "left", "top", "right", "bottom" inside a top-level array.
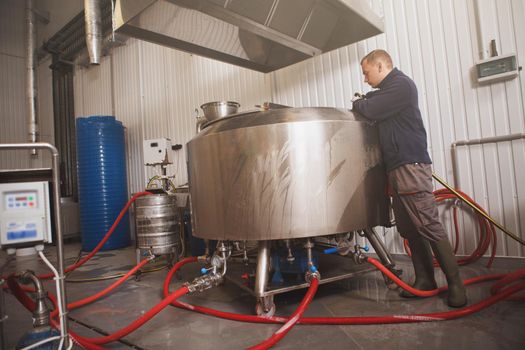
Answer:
[{"left": 134, "top": 194, "right": 180, "bottom": 255}]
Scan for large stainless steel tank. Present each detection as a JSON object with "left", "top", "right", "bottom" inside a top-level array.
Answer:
[
  {"left": 134, "top": 194, "right": 180, "bottom": 255},
  {"left": 187, "top": 107, "right": 389, "bottom": 241}
]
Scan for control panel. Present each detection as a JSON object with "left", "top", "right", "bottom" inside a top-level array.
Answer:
[
  {"left": 143, "top": 138, "right": 173, "bottom": 166},
  {"left": 0, "top": 181, "right": 52, "bottom": 248}
]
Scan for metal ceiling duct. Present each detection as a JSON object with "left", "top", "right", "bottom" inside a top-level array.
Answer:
[
  {"left": 114, "top": 0, "right": 384, "bottom": 72},
  {"left": 84, "top": 0, "right": 102, "bottom": 64},
  {"left": 26, "top": 0, "right": 38, "bottom": 153}
]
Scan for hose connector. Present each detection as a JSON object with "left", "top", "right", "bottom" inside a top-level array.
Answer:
[
  {"left": 197, "top": 255, "right": 209, "bottom": 263},
  {"left": 352, "top": 244, "right": 368, "bottom": 264},
  {"left": 19, "top": 270, "right": 50, "bottom": 328},
  {"left": 184, "top": 273, "right": 223, "bottom": 294},
  {"left": 305, "top": 265, "right": 321, "bottom": 283},
  {"left": 143, "top": 250, "right": 156, "bottom": 261}
]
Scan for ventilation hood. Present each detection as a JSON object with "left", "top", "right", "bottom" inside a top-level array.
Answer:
[{"left": 114, "top": 0, "right": 384, "bottom": 73}]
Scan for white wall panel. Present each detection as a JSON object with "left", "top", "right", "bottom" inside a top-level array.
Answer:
[
  {"left": 74, "top": 57, "right": 113, "bottom": 117},
  {"left": 111, "top": 39, "right": 144, "bottom": 195},
  {"left": 270, "top": 0, "right": 525, "bottom": 257},
  {"left": 74, "top": 38, "right": 271, "bottom": 195},
  {"left": 0, "top": 0, "right": 53, "bottom": 170},
  {"left": 0, "top": 0, "right": 25, "bottom": 58}
]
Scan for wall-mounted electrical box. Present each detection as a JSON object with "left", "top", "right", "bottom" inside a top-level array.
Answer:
[
  {"left": 143, "top": 138, "right": 172, "bottom": 166},
  {"left": 476, "top": 54, "right": 519, "bottom": 84},
  {"left": 0, "top": 181, "right": 52, "bottom": 249}
]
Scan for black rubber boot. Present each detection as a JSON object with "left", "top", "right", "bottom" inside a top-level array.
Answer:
[
  {"left": 400, "top": 237, "right": 437, "bottom": 298},
  {"left": 430, "top": 239, "right": 467, "bottom": 308}
]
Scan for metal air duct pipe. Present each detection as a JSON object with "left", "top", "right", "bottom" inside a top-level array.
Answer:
[
  {"left": 84, "top": 0, "right": 102, "bottom": 65},
  {"left": 26, "top": 0, "right": 38, "bottom": 154}
]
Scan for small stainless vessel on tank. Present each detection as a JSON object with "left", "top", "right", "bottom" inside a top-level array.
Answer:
[
  {"left": 134, "top": 194, "right": 180, "bottom": 255},
  {"left": 201, "top": 101, "right": 240, "bottom": 121},
  {"left": 187, "top": 107, "right": 389, "bottom": 241}
]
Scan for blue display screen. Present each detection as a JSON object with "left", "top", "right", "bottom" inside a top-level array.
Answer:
[{"left": 7, "top": 230, "right": 37, "bottom": 240}]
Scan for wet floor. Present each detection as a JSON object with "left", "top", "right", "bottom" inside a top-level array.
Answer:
[{"left": 1, "top": 243, "right": 524, "bottom": 349}]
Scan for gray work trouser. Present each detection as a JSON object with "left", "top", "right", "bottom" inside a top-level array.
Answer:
[{"left": 387, "top": 163, "right": 447, "bottom": 242}]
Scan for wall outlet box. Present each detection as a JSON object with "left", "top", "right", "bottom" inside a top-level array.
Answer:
[{"left": 476, "top": 54, "right": 519, "bottom": 84}]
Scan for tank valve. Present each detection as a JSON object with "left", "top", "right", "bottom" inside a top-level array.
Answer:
[
  {"left": 323, "top": 247, "right": 339, "bottom": 254},
  {"left": 184, "top": 273, "right": 223, "bottom": 293},
  {"left": 242, "top": 241, "right": 249, "bottom": 265},
  {"left": 19, "top": 271, "right": 50, "bottom": 328},
  {"left": 285, "top": 239, "right": 295, "bottom": 262},
  {"left": 305, "top": 265, "right": 321, "bottom": 282},
  {"left": 352, "top": 244, "right": 369, "bottom": 264},
  {"left": 143, "top": 250, "right": 156, "bottom": 260}
]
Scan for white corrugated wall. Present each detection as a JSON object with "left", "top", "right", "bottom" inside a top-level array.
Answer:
[
  {"left": 73, "top": 39, "right": 271, "bottom": 194},
  {"left": 0, "top": 0, "right": 54, "bottom": 169}
]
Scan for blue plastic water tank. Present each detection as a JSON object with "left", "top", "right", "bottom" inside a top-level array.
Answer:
[{"left": 76, "top": 116, "right": 130, "bottom": 251}]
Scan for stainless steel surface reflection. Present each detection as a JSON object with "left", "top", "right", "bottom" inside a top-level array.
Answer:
[
  {"left": 187, "top": 107, "right": 389, "bottom": 240},
  {"left": 135, "top": 194, "right": 180, "bottom": 255},
  {"left": 201, "top": 101, "right": 240, "bottom": 121}
]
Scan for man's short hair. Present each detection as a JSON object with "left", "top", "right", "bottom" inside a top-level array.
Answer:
[{"left": 361, "top": 49, "right": 393, "bottom": 69}]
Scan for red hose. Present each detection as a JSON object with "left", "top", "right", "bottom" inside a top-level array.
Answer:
[
  {"left": 52, "top": 258, "right": 150, "bottom": 317},
  {"left": 38, "top": 191, "right": 151, "bottom": 280},
  {"left": 73, "top": 286, "right": 189, "bottom": 345},
  {"left": 163, "top": 256, "right": 525, "bottom": 328},
  {"left": 6, "top": 275, "right": 105, "bottom": 349},
  {"left": 405, "top": 188, "right": 497, "bottom": 268},
  {"left": 8, "top": 273, "right": 189, "bottom": 347},
  {"left": 7, "top": 253, "right": 524, "bottom": 349},
  {"left": 162, "top": 256, "right": 198, "bottom": 297},
  {"left": 247, "top": 277, "right": 319, "bottom": 350},
  {"left": 367, "top": 257, "right": 440, "bottom": 297}
]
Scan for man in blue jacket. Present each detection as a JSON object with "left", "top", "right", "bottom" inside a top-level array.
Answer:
[{"left": 352, "top": 49, "right": 467, "bottom": 307}]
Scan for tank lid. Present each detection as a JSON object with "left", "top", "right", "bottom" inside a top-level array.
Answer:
[{"left": 198, "top": 107, "right": 366, "bottom": 136}]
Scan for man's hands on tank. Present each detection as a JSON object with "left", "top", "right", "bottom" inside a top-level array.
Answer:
[{"left": 351, "top": 92, "right": 365, "bottom": 103}]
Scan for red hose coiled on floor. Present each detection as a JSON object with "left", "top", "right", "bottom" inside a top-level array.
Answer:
[
  {"left": 404, "top": 188, "right": 497, "bottom": 267},
  {"left": 37, "top": 191, "right": 151, "bottom": 280},
  {"left": 163, "top": 256, "right": 525, "bottom": 329}
]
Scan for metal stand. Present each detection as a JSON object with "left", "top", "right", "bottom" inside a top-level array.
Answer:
[
  {"left": 362, "top": 228, "right": 402, "bottom": 287},
  {"left": 0, "top": 278, "right": 6, "bottom": 350},
  {"left": 224, "top": 237, "right": 381, "bottom": 315},
  {"left": 0, "top": 143, "right": 70, "bottom": 347},
  {"left": 362, "top": 228, "right": 395, "bottom": 268},
  {"left": 254, "top": 241, "right": 274, "bottom": 315}
]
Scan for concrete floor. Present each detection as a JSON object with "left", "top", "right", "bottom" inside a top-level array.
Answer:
[{"left": 2, "top": 242, "right": 525, "bottom": 349}]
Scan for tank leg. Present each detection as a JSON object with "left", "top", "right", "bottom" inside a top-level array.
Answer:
[
  {"left": 256, "top": 295, "right": 275, "bottom": 317},
  {"left": 362, "top": 228, "right": 402, "bottom": 289},
  {"left": 254, "top": 241, "right": 275, "bottom": 316},
  {"left": 136, "top": 248, "right": 141, "bottom": 266},
  {"left": 134, "top": 248, "right": 143, "bottom": 281}
]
